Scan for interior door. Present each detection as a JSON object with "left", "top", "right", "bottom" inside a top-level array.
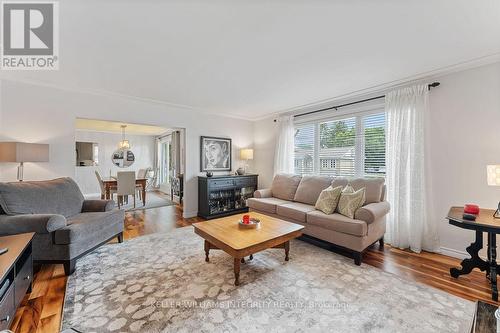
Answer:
[{"left": 158, "top": 135, "right": 172, "bottom": 194}]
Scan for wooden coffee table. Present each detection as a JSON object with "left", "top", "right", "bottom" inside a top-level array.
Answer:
[{"left": 193, "top": 212, "right": 304, "bottom": 286}]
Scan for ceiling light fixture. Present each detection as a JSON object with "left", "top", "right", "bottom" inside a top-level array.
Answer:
[{"left": 119, "top": 125, "right": 131, "bottom": 150}]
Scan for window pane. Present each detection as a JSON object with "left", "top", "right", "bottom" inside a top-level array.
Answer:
[
  {"left": 318, "top": 117, "right": 356, "bottom": 177},
  {"left": 363, "top": 113, "right": 386, "bottom": 177},
  {"left": 294, "top": 123, "right": 315, "bottom": 175}
]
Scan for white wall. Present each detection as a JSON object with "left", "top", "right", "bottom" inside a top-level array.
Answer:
[
  {"left": 0, "top": 80, "right": 254, "bottom": 218},
  {"left": 75, "top": 130, "right": 156, "bottom": 195},
  {"left": 427, "top": 62, "right": 500, "bottom": 258},
  {"left": 253, "top": 117, "right": 278, "bottom": 189},
  {"left": 252, "top": 62, "right": 500, "bottom": 258}
]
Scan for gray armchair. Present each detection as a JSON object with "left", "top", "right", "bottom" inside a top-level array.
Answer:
[{"left": 0, "top": 177, "right": 124, "bottom": 275}]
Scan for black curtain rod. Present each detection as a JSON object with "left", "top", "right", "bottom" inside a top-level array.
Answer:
[{"left": 274, "top": 82, "right": 440, "bottom": 121}]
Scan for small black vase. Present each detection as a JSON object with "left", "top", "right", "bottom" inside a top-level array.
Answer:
[{"left": 206, "top": 171, "right": 213, "bottom": 177}]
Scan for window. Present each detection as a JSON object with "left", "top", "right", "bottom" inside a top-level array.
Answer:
[
  {"left": 294, "top": 123, "right": 315, "bottom": 176},
  {"left": 294, "top": 111, "right": 386, "bottom": 178}
]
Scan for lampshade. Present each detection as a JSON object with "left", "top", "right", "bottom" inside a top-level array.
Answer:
[
  {"left": 0, "top": 142, "right": 49, "bottom": 162},
  {"left": 487, "top": 165, "right": 500, "bottom": 186},
  {"left": 240, "top": 149, "right": 254, "bottom": 160}
]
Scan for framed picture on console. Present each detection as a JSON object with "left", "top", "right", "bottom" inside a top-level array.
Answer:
[{"left": 200, "top": 136, "right": 232, "bottom": 172}]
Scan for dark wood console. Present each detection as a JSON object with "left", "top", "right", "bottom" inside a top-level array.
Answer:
[{"left": 198, "top": 174, "right": 258, "bottom": 219}]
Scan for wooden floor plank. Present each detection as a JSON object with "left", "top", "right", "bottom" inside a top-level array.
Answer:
[{"left": 10, "top": 202, "right": 497, "bottom": 332}]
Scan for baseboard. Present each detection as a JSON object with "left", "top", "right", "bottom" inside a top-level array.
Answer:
[
  {"left": 439, "top": 246, "right": 469, "bottom": 259},
  {"left": 183, "top": 210, "right": 198, "bottom": 219}
]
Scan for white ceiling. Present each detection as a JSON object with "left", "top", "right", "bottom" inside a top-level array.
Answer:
[
  {"left": 75, "top": 118, "right": 168, "bottom": 136},
  {"left": 2, "top": 0, "right": 500, "bottom": 120}
]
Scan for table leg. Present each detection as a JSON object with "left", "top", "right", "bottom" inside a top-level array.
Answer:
[
  {"left": 204, "top": 240, "right": 210, "bottom": 262},
  {"left": 489, "top": 233, "right": 498, "bottom": 301},
  {"left": 450, "top": 230, "right": 488, "bottom": 278},
  {"left": 142, "top": 181, "right": 146, "bottom": 206},
  {"left": 284, "top": 241, "right": 290, "bottom": 261},
  {"left": 249, "top": 254, "right": 253, "bottom": 261},
  {"left": 234, "top": 258, "right": 240, "bottom": 286},
  {"left": 105, "top": 184, "right": 110, "bottom": 200}
]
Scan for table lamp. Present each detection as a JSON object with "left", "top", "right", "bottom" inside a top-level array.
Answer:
[
  {"left": 487, "top": 165, "right": 500, "bottom": 218},
  {"left": 0, "top": 142, "right": 49, "bottom": 181},
  {"left": 240, "top": 149, "right": 254, "bottom": 174}
]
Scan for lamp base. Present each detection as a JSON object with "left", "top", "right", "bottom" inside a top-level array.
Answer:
[
  {"left": 494, "top": 202, "right": 500, "bottom": 218},
  {"left": 0, "top": 248, "right": 8, "bottom": 255},
  {"left": 17, "top": 162, "right": 24, "bottom": 181}
]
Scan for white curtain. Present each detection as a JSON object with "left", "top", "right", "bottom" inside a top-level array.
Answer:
[
  {"left": 385, "top": 84, "right": 439, "bottom": 253},
  {"left": 274, "top": 115, "right": 295, "bottom": 175}
]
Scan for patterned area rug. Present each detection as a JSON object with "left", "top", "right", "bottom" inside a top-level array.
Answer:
[{"left": 63, "top": 227, "right": 474, "bottom": 333}]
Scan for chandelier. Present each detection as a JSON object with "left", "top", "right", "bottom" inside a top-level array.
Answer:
[{"left": 119, "top": 125, "right": 130, "bottom": 149}]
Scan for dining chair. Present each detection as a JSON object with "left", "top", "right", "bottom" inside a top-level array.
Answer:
[
  {"left": 135, "top": 169, "right": 148, "bottom": 202},
  {"left": 95, "top": 171, "right": 116, "bottom": 200},
  {"left": 117, "top": 171, "right": 136, "bottom": 209}
]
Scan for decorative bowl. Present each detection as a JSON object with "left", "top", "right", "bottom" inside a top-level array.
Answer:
[{"left": 238, "top": 218, "right": 260, "bottom": 229}]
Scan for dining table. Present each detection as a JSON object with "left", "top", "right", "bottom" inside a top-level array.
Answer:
[{"left": 101, "top": 177, "right": 148, "bottom": 206}]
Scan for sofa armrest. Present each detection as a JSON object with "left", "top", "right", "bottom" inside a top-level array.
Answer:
[
  {"left": 82, "top": 200, "right": 115, "bottom": 212},
  {"left": 0, "top": 214, "right": 67, "bottom": 235},
  {"left": 355, "top": 201, "right": 390, "bottom": 224},
  {"left": 254, "top": 189, "right": 272, "bottom": 198}
]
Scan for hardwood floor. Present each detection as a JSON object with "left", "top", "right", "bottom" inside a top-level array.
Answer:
[{"left": 10, "top": 204, "right": 495, "bottom": 332}]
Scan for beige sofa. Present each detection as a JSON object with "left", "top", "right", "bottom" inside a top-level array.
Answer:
[{"left": 247, "top": 174, "right": 390, "bottom": 265}]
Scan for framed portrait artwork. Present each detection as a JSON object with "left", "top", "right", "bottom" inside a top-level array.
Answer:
[{"left": 200, "top": 136, "right": 232, "bottom": 172}]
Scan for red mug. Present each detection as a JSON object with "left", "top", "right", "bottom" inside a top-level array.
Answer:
[{"left": 243, "top": 215, "right": 250, "bottom": 224}]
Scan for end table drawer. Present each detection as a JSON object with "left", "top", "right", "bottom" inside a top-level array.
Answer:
[{"left": 0, "top": 283, "right": 14, "bottom": 330}]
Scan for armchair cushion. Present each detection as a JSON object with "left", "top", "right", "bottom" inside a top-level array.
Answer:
[
  {"left": 355, "top": 201, "right": 390, "bottom": 224},
  {"left": 82, "top": 200, "right": 115, "bottom": 212},
  {"left": 0, "top": 177, "right": 84, "bottom": 217},
  {"left": 0, "top": 213, "right": 66, "bottom": 235},
  {"left": 54, "top": 209, "right": 124, "bottom": 245},
  {"left": 254, "top": 189, "right": 272, "bottom": 198}
]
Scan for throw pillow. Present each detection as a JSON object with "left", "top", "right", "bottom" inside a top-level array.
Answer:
[
  {"left": 315, "top": 185, "right": 343, "bottom": 214},
  {"left": 337, "top": 185, "right": 366, "bottom": 219}
]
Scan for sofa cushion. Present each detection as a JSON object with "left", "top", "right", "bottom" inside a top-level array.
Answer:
[
  {"left": 271, "top": 174, "right": 302, "bottom": 200},
  {"left": 54, "top": 209, "right": 124, "bottom": 245},
  {"left": 349, "top": 178, "right": 385, "bottom": 204},
  {"left": 293, "top": 176, "right": 333, "bottom": 205},
  {"left": 331, "top": 177, "right": 349, "bottom": 189},
  {"left": 276, "top": 202, "right": 316, "bottom": 222},
  {"left": 0, "top": 177, "right": 84, "bottom": 218},
  {"left": 315, "top": 185, "right": 343, "bottom": 215},
  {"left": 307, "top": 210, "right": 368, "bottom": 237},
  {"left": 337, "top": 185, "right": 366, "bottom": 219},
  {"left": 247, "top": 197, "right": 290, "bottom": 214}
]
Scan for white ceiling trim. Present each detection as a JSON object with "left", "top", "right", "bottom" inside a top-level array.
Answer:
[
  {"left": 0, "top": 76, "right": 253, "bottom": 121},
  {"left": 254, "top": 52, "right": 500, "bottom": 121},
  {"left": 2, "top": 52, "right": 500, "bottom": 123}
]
